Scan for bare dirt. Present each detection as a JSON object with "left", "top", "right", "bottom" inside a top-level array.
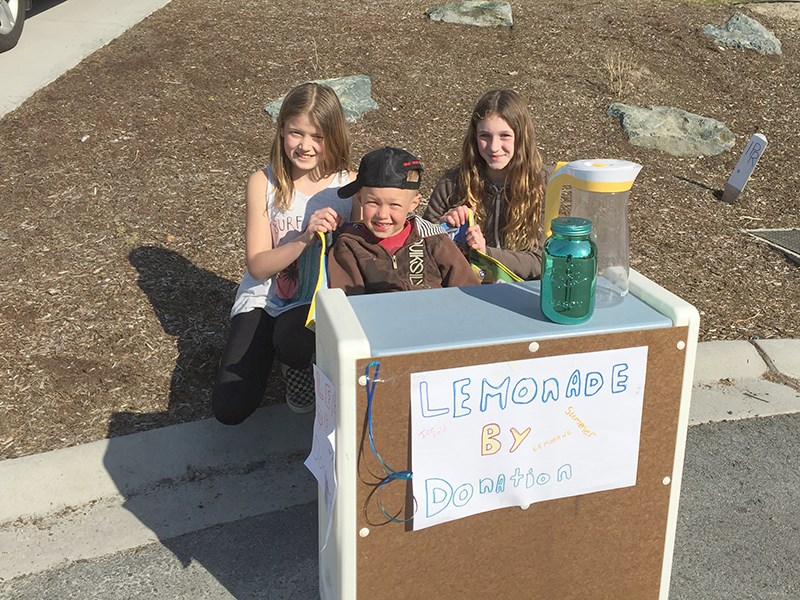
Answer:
[{"left": 1, "top": 0, "right": 798, "bottom": 460}]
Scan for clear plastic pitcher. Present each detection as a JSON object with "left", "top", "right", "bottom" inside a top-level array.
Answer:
[
  {"left": 570, "top": 187, "right": 631, "bottom": 305},
  {"left": 543, "top": 159, "right": 642, "bottom": 306}
]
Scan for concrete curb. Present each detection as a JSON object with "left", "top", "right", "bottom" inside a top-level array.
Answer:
[
  {"left": 692, "top": 340, "right": 767, "bottom": 383},
  {"left": 753, "top": 338, "right": 800, "bottom": 380},
  {"left": 1, "top": 340, "right": 798, "bottom": 524},
  {"left": 2, "top": 341, "right": 799, "bottom": 520},
  {"left": 0, "top": 405, "right": 315, "bottom": 523},
  {"left": 689, "top": 339, "right": 800, "bottom": 425},
  {"left": 0, "top": 405, "right": 318, "bottom": 581}
]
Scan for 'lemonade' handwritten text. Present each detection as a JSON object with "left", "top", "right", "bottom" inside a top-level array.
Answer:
[{"left": 419, "top": 364, "right": 630, "bottom": 419}]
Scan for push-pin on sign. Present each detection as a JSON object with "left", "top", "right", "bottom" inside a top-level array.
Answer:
[{"left": 722, "top": 133, "right": 767, "bottom": 203}]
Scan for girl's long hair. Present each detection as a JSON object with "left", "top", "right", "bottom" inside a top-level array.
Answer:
[
  {"left": 270, "top": 82, "right": 350, "bottom": 211},
  {"left": 459, "top": 89, "right": 545, "bottom": 251}
]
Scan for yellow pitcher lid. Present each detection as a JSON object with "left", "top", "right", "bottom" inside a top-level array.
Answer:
[{"left": 555, "top": 159, "right": 642, "bottom": 184}]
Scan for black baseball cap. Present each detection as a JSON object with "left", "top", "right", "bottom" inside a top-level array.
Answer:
[{"left": 337, "top": 147, "right": 423, "bottom": 198}]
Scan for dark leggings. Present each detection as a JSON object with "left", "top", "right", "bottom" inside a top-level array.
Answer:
[{"left": 212, "top": 305, "right": 315, "bottom": 425}]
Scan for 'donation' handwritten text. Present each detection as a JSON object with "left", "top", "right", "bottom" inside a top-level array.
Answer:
[{"left": 424, "top": 464, "right": 574, "bottom": 518}]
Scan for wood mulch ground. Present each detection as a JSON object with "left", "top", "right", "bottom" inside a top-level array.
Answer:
[{"left": 1, "top": 0, "right": 798, "bottom": 460}]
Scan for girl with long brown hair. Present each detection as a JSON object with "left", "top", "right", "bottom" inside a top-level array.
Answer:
[{"left": 424, "top": 89, "right": 547, "bottom": 280}]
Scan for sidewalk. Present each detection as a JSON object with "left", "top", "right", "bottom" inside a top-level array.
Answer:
[
  {"left": 0, "top": 0, "right": 172, "bottom": 117},
  {"left": 690, "top": 338, "right": 800, "bottom": 423},
  {"left": 0, "top": 339, "right": 798, "bottom": 588}
]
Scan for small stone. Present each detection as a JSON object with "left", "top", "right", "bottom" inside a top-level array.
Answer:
[
  {"left": 264, "top": 75, "right": 379, "bottom": 123},
  {"left": 425, "top": 1, "right": 513, "bottom": 27},
  {"left": 703, "top": 13, "right": 782, "bottom": 55},
  {"left": 607, "top": 103, "right": 735, "bottom": 157}
]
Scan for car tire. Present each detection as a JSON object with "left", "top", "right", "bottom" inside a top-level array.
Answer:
[{"left": 0, "top": 0, "right": 26, "bottom": 53}]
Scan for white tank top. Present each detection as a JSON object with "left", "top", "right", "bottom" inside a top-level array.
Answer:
[{"left": 231, "top": 168, "right": 353, "bottom": 318}]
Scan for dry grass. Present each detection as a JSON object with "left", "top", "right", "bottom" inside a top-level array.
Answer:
[{"left": 603, "top": 52, "right": 636, "bottom": 99}]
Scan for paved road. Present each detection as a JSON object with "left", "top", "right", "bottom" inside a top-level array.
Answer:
[{"left": 2, "top": 412, "right": 798, "bottom": 600}]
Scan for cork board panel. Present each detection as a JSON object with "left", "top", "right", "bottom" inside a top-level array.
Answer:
[{"left": 354, "top": 326, "right": 688, "bottom": 600}]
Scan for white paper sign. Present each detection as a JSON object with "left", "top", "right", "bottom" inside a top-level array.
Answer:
[
  {"left": 305, "top": 365, "right": 337, "bottom": 545},
  {"left": 410, "top": 346, "right": 649, "bottom": 530}
]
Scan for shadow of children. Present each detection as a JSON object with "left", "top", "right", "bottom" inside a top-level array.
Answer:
[
  {"left": 123, "top": 246, "right": 236, "bottom": 431},
  {"left": 98, "top": 248, "right": 318, "bottom": 597}
]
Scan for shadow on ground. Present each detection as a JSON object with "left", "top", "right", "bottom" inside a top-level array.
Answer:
[
  {"left": 99, "top": 248, "right": 313, "bottom": 598},
  {"left": 108, "top": 246, "right": 235, "bottom": 438}
]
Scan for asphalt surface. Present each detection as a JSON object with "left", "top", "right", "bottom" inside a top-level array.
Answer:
[
  {"left": 1, "top": 408, "right": 798, "bottom": 599},
  {"left": 2, "top": 3, "right": 800, "bottom": 599}
]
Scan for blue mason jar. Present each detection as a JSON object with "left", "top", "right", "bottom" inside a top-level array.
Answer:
[{"left": 541, "top": 217, "right": 597, "bottom": 324}]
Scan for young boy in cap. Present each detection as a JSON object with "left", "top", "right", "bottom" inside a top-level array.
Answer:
[{"left": 328, "top": 147, "right": 480, "bottom": 294}]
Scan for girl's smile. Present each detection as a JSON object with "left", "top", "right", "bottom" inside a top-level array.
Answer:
[
  {"left": 281, "top": 114, "right": 325, "bottom": 177},
  {"left": 476, "top": 114, "right": 516, "bottom": 182}
]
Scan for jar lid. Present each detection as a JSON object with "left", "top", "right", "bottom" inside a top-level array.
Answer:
[{"left": 551, "top": 216, "right": 593, "bottom": 236}]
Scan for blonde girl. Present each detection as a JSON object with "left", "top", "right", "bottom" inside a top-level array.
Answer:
[
  {"left": 213, "top": 82, "right": 356, "bottom": 422},
  {"left": 424, "top": 89, "right": 547, "bottom": 280}
]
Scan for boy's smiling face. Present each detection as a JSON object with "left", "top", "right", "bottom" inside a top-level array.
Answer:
[{"left": 358, "top": 186, "right": 421, "bottom": 238}]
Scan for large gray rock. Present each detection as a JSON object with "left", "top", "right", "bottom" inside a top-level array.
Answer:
[
  {"left": 606, "top": 103, "right": 735, "bottom": 157},
  {"left": 264, "top": 75, "right": 379, "bottom": 123},
  {"left": 425, "top": 1, "right": 513, "bottom": 27},
  {"left": 704, "top": 13, "right": 782, "bottom": 55}
]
